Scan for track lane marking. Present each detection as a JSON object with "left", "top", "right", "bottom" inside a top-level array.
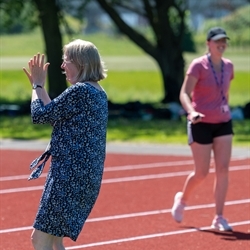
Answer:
[
  {"left": 65, "top": 220, "right": 250, "bottom": 249},
  {"left": 1, "top": 199, "right": 249, "bottom": 234},
  {"left": 0, "top": 160, "right": 195, "bottom": 182},
  {"left": 0, "top": 165, "right": 249, "bottom": 194},
  {"left": 0, "top": 157, "right": 248, "bottom": 181}
]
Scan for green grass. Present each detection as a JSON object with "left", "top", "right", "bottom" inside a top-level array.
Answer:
[
  {"left": 1, "top": 31, "right": 249, "bottom": 106},
  {"left": 1, "top": 69, "right": 248, "bottom": 107},
  {"left": 0, "top": 31, "right": 250, "bottom": 145},
  {"left": 102, "top": 71, "right": 163, "bottom": 103},
  {"left": 230, "top": 72, "right": 250, "bottom": 106},
  {"left": 0, "top": 115, "right": 52, "bottom": 139},
  {"left": 0, "top": 30, "right": 144, "bottom": 57},
  {"left": 0, "top": 115, "right": 249, "bottom": 147},
  {"left": 0, "top": 70, "right": 31, "bottom": 103}
]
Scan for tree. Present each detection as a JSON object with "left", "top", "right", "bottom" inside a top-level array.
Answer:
[
  {"left": 32, "top": 0, "right": 67, "bottom": 98},
  {"left": 0, "top": 0, "right": 67, "bottom": 98},
  {"left": 95, "top": 0, "right": 192, "bottom": 103},
  {"left": 0, "top": 0, "right": 35, "bottom": 34},
  {"left": 3, "top": 0, "right": 247, "bottom": 102}
]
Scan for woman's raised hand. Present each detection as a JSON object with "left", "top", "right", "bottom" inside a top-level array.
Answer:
[{"left": 23, "top": 53, "right": 50, "bottom": 88}]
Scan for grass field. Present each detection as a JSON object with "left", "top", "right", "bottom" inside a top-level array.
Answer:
[
  {"left": 1, "top": 66, "right": 249, "bottom": 106},
  {"left": 1, "top": 31, "right": 249, "bottom": 105},
  {"left": 0, "top": 31, "right": 249, "bottom": 145},
  {"left": 0, "top": 115, "right": 249, "bottom": 146}
]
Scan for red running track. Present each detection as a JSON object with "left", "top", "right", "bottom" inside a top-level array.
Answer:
[{"left": 0, "top": 149, "right": 249, "bottom": 250}]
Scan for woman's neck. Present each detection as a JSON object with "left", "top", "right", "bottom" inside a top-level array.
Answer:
[{"left": 208, "top": 53, "right": 222, "bottom": 66}]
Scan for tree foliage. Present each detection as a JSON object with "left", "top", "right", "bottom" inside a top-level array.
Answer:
[
  {"left": 200, "top": 5, "right": 250, "bottom": 47},
  {"left": 0, "top": 0, "right": 67, "bottom": 97},
  {"left": 95, "top": 0, "right": 194, "bottom": 102},
  {"left": 3, "top": 0, "right": 248, "bottom": 103},
  {"left": 0, "top": 0, "right": 193, "bottom": 102},
  {"left": 0, "top": 0, "right": 37, "bottom": 34}
]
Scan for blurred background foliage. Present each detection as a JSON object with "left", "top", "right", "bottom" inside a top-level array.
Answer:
[
  {"left": 195, "top": 5, "right": 250, "bottom": 48},
  {"left": 0, "top": 1, "right": 249, "bottom": 145}
]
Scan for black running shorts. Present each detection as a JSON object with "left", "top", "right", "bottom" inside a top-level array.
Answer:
[{"left": 187, "top": 120, "right": 233, "bottom": 145}]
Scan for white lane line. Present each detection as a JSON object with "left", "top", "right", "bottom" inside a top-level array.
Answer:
[
  {"left": 105, "top": 160, "right": 194, "bottom": 171},
  {"left": 0, "top": 165, "right": 249, "bottom": 194},
  {"left": 65, "top": 220, "right": 250, "bottom": 249},
  {"left": 0, "top": 226, "right": 32, "bottom": 234},
  {"left": 66, "top": 220, "right": 250, "bottom": 249},
  {"left": 1, "top": 199, "right": 249, "bottom": 234},
  {"left": 104, "top": 156, "right": 248, "bottom": 172},
  {"left": 0, "top": 160, "right": 194, "bottom": 182},
  {"left": 87, "top": 199, "right": 250, "bottom": 222},
  {"left": 0, "top": 173, "right": 47, "bottom": 181},
  {"left": 0, "top": 185, "right": 45, "bottom": 194},
  {"left": 102, "top": 165, "right": 250, "bottom": 184},
  {"left": 0, "top": 156, "right": 248, "bottom": 182}
]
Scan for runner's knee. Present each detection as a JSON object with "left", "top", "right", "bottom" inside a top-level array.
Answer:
[{"left": 194, "top": 170, "right": 209, "bottom": 180}]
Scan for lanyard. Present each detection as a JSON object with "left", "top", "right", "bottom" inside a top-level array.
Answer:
[{"left": 207, "top": 54, "right": 225, "bottom": 102}]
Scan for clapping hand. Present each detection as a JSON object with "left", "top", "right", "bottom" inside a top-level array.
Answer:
[{"left": 23, "top": 53, "right": 50, "bottom": 88}]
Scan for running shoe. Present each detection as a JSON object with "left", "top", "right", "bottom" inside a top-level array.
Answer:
[
  {"left": 211, "top": 216, "right": 233, "bottom": 231},
  {"left": 171, "top": 192, "right": 186, "bottom": 223}
]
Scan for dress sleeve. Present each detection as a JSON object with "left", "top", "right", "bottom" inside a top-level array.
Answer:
[{"left": 31, "top": 84, "right": 86, "bottom": 124}]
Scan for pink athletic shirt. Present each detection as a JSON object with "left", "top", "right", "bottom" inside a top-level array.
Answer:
[{"left": 186, "top": 54, "right": 234, "bottom": 123}]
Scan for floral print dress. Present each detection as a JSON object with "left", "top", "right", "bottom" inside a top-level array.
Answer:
[{"left": 30, "top": 82, "right": 108, "bottom": 241}]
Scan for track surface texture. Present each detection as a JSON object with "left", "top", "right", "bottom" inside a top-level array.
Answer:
[{"left": 0, "top": 140, "right": 249, "bottom": 250}]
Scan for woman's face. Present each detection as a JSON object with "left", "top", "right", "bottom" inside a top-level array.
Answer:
[
  {"left": 61, "top": 55, "right": 79, "bottom": 85},
  {"left": 207, "top": 38, "right": 228, "bottom": 56}
]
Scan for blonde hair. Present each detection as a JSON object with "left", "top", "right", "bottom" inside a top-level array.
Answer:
[{"left": 63, "top": 39, "right": 107, "bottom": 82}]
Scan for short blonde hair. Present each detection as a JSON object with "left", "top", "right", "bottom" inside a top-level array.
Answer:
[{"left": 63, "top": 39, "right": 107, "bottom": 82}]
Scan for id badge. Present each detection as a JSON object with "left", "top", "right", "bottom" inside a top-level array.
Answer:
[{"left": 221, "top": 104, "right": 229, "bottom": 113}]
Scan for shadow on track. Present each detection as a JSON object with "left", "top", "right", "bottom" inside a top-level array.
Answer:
[{"left": 182, "top": 226, "right": 250, "bottom": 241}]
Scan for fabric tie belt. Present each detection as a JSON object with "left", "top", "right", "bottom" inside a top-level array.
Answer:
[{"left": 29, "top": 143, "right": 51, "bottom": 180}]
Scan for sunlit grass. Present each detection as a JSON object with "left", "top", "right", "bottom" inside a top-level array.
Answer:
[
  {"left": 0, "top": 31, "right": 249, "bottom": 145},
  {"left": 0, "top": 115, "right": 249, "bottom": 147},
  {"left": 0, "top": 30, "right": 144, "bottom": 57},
  {"left": 1, "top": 69, "right": 248, "bottom": 107}
]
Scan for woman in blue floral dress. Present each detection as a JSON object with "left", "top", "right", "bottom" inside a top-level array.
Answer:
[{"left": 23, "top": 39, "right": 108, "bottom": 249}]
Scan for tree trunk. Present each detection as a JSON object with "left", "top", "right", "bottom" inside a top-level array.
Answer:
[
  {"left": 96, "top": 0, "right": 187, "bottom": 104},
  {"left": 33, "top": 0, "right": 67, "bottom": 98},
  {"left": 156, "top": 48, "right": 184, "bottom": 103}
]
